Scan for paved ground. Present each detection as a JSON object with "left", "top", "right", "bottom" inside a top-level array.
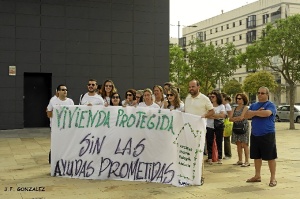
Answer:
[{"left": 0, "top": 122, "right": 299, "bottom": 199}]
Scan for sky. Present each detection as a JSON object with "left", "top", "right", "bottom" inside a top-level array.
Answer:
[{"left": 170, "top": 0, "right": 258, "bottom": 38}]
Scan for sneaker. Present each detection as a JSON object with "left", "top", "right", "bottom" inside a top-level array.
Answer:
[
  {"left": 217, "top": 160, "right": 222, "bottom": 164},
  {"left": 223, "top": 156, "right": 231, "bottom": 160}
]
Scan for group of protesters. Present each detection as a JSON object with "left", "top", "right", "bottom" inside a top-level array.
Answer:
[{"left": 46, "top": 78, "right": 277, "bottom": 187}]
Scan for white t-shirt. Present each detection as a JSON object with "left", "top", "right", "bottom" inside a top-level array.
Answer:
[
  {"left": 138, "top": 102, "right": 160, "bottom": 108},
  {"left": 165, "top": 102, "right": 185, "bottom": 112},
  {"left": 224, "top": 103, "right": 232, "bottom": 115},
  {"left": 47, "top": 97, "right": 74, "bottom": 127},
  {"left": 80, "top": 93, "right": 104, "bottom": 105},
  {"left": 207, "top": 104, "right": 226, "bottom": 128},
  {"left": 185, "top": 93, "right": 214, "bottom": 116}
]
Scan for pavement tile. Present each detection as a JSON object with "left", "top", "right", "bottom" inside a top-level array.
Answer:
[{"left": 0, "top": 124, "right": 300, "bottom": 199}]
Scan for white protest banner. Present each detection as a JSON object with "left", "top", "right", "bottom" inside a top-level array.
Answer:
[{"left": 51, "top": 105, "right": 206, "bottom": 187}]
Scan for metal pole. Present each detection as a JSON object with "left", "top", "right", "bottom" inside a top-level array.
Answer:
[{"left": 178, "top": 21, "right": 180, "bottom": 45}]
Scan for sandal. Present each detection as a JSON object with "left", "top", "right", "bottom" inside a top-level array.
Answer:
[
  {"left": 269, "top": 180, "right": 277, "bottom": 187},
  {"left": 246, "top": 177, "right": 261, "bottom": 183},
  {"left": 233, "top": 161, "right": 243, "bottom": 165},
  {"left": 206, "top": 159, "right": 212, "bottom": 165},
  {"left": 200, "top": 177, "right": 205, "bottom": 186},
  {"left": 241, "top": 162, "right": 250, "bottom": 167}
]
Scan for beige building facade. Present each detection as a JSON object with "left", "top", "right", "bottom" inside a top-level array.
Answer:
[{"left": 182, "top": 0, "right": 300, "bottom": 105}]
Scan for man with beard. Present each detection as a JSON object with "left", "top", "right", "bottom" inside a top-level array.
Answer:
[
  {"left": 79, "top": 79, "right": 104, "bottom": 106},
  {"left": 184, "top": 79, "right": 214, "bottom": 185}
]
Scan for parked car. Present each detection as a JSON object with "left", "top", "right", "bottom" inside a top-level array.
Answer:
[{"left": 276, "top": 105, "right": 300, "bottom": 123}]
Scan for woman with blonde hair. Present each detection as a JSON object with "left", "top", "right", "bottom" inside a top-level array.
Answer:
[
  {"left": 138, "top": 88, "right": 160, "bottom": 108},
  {"left": 135, "top": 90, "right": 143, "bottom": 104},
  {"left": 163, "top": 86, "right": 184, "bottom": 111},
  {"left": 153, "top": 85, "right": 165, "bottom": 108},
  {"left": 101, "top": 79, "right": 117, "bottom": 106}
]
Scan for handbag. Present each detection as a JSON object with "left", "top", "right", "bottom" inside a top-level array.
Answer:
[
  {"left": 223, "top": 118, "right": 233, "bottom": 137},
  {"left": 214, "top": 119, "right": 224, "bottom": 129},
  {"left": 232, "top": 122, "right": 246, "bottom": 134}
]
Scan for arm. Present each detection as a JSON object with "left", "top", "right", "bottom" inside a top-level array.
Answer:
[
  {"left": 226, "top": 110, "right": 233, "bottom": 120},
  {"left": 207, "top": 111, "right": 226, "bottom": 119},
  {"left": 244, "top": 108, "right": 272, "bottom": 119},
  {"left": 230, "top": 106, "right": 249, "bottom": 122},
  {"left": 202, "top": 109, "right": 214, "bottom": 118},
  {"left": 47, "top": 110, "right": 52, "bottom": 118}
]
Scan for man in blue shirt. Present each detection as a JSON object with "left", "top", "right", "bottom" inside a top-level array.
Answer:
[{"left": 244, "top": 87, "right": 277, "bottom": 187}]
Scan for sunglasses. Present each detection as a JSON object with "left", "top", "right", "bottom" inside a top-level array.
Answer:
[
  {"left": 126, "top": 93, "right": 133, "bottom": 96},
  {"left": 167, "top": 94, "right": 174, "bottom": 97},
  {"left": 88, "top": 84, "right": 95, "bottom": 86},
  {"left": 257, "top": 92, "right": 267, "bottom": 95},
  {"left": 105, "top": 85, "right": 113, "bottom": 87},
  {"left": 236, "top": 98, "right": 242, "bottom": 100},
  {"left": 59, "top": 89, "right": 67, "bottom": 91},
  {"left": 112, "top": 96, "right": 119, "bottom": 99}
]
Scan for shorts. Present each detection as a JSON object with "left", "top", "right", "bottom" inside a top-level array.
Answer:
[{"left": 250, "top": 133, "right": 277, "bottom": 160}]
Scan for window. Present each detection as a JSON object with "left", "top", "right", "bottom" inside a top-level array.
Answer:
[
  {"left": 227, "top": 24, "right": 229, "bottom": 29},
  {"left": 233, "top": 22, "right": 235, "bottom": 27},
  {"left": 239, "top": 34, "right": 242, "bottom": 40},
  {"left": 246, "top": 15, "right": 256, "bottom": 28},
  {"left": 233, "top": 36, "right": 235, "bottom": 41},
  {"left": 246, "top": 30, "right": 256, "bottom": 43},
  {"left": 179, "top": 37, "right": 186, "bottom": 47},
  {"left": 239, "top": 20, "right": 242, "bottom": 25},
  {"left": 221, "top": 26, "right": 223, "bottom": 31},
  {"left": 204, "top": 32, "right": 206, "bottom": 41},
  {"left": 226, "top": 38, "right": 229, "bottom": 43},
  {"left": 263, "top": 14, "right": 269, "bottom": 24},
  {"left": 262, "top": 30, "right": 267, "bottom": 37},
  {"left": 210, "top": 29, "right": 212, "bottom": 34},
  {"left": 271, "top": 8, "right": 281, "bottom": 22},
  {"left": 215, "top": 41, "right": 218, "bottom": 46},
  {"left": 221, "top": 39, "right": 223, "bottom": 44},
  {"left": 197, "top": 32, "right": 204, "bottom": 41}
]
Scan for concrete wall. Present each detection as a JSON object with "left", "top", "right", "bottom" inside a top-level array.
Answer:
[{"left": 0, "top": 0, "right": 170, "bottom": 129}]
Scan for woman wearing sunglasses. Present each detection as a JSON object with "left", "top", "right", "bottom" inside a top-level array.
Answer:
[
  {"left": 109, "top": 92, "right": 122, "bottom": 106},
  {"left": 230, "top": 93, "right": 250, "bottom": 167},
  {"left": 122, "top": 89, "right": 137, "bottom": 107},
  {"left": 101, "top": 79, "right": 117, "bottom": 106},
  {"left": 163, "top": 86, "right": 184, "bottom": 111}
]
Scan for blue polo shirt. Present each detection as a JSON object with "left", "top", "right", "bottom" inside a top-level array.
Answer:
[{"left": 249, "top": 101, "right": 277, "bottom": 136}]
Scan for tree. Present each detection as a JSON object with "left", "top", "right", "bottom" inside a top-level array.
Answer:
[
  {"left": 243, "top": 71, "right": 277, "bottom": 96},
  {"left": 239, "top": 14, "right": 300, "bottom": 129},
  {"left": 169, "top": 44, "right": 190, "bottom": 98},
  {"left": 188, "top": 40, "right": 239, "bottom": 94},
  {"left": 223, "top": 79, "right": 243, "bottom": 97}
]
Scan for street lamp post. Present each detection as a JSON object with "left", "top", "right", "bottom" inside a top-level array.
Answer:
[{"left": 177, "top": 21, "right": 197, "bottom": 46}]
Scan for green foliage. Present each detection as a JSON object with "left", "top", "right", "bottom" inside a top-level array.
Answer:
[
  {"left": 243, "top": 71, "right": 277, "bottom": 95},
  {"left": 239, "top": 14, "right": 300, "bottom": 129},
  {"left": 188, "top": 40, "right": 239, "bottom": 94},
  {"left": 169, "top": 44, "right": 190, "bottom": 98},
  {"left": 223, "top": 79, "right": 243, "bottom": 97}
]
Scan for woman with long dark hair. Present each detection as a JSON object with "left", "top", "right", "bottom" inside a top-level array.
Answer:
[{"left": 206, "top": 91, "right": 226, "bottom": 164}]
